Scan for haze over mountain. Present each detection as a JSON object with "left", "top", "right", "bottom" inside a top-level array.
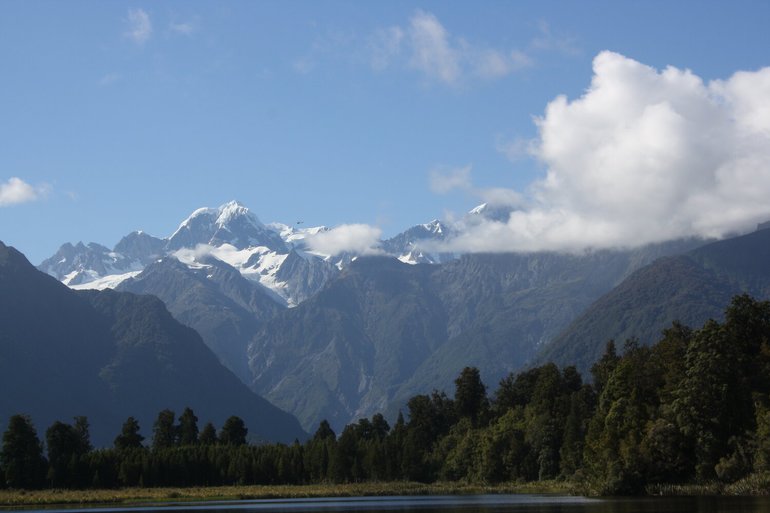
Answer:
[
  {"left": 536, "top": 225, "right": 770, "bottom": 374},
  {"left": 0, "top": 240, "right": 306, "bottom": 446}
]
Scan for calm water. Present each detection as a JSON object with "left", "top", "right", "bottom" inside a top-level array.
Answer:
[{"left": 10, "top": 495, "right": 770, "bottom": 513}]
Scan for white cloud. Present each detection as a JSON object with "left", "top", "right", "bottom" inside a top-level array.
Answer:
[
  {"left": 173, "top": 244, "right": 215, "bottom": 266},
  {"left": 367, "top": 10, "right": 531, "bottom": 85},
  {"left": 431, "top": 52, "right": 770, "bottom": 253},
  {"left": 429, "top": 165, "right": 525, "bottom": 210},
  {"left": 305, "top": 224, "right": 383, "bottom": 256},
  {"left": 125, "top": 9, "right": 152, "bottom": 45},
  {"left": 408, "top": 10, "right": 461, "bottom": 84},
  {"left": 0, "top": 177, "right": 50, "bottom": 207}
]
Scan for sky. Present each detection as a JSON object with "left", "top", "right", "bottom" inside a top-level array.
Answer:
[{"left": 1, "top": 1, "right": 769, "bottom": 263}]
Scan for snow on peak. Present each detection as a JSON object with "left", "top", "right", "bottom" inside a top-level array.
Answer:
[
  {"left": 172, "top": 207, "right": 217, "bottom": 235},
  {"left": 172, "top": 201, "right": 261, "bottom": 236},
  {"left": 216, "top": 200, "right": 264, "bottom": 229},
  {"left": 268, "top": 222, "right": 329, "bottom": 246},
  {"left": 468, "top": 203, "right": 487, "bottom": 215},
  {"left": 421, "top": 220, "right": 443, "bottom": 234}
]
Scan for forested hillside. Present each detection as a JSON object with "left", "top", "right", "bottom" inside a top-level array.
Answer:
[
  {"left": 4, "top": 295, "right": 768, "bottom": 495},
  {"left": 538, "top": 227, "right": 770, "bottom": 374}
]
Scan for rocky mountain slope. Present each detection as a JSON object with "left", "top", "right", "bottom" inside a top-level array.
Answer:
[{"left": 247, "top": 239, "right": 706, "bottom": 431}]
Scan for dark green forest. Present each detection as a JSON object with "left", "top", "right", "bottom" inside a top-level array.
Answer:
[{"left": 3, "top": 295, "right": 770, "bottom": 495}]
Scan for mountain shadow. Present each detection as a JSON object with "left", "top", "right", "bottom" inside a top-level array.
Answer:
[{"left": 0, "top": 241, "right": 306, "bottom": 446}]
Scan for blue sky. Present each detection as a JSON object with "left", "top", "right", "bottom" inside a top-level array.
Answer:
[{"left": 2, "top": 1, "right": 769, "bottom": 263}]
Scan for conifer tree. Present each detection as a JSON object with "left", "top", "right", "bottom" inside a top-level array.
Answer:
[
  {"left": 114, "top": 417, "right": 144, "bottom": 450},
  {"left": 219, "top": 416, "right": 247, "bottom": 446},
  {"left": 152, "top": 409, "right": 177, "bottom": 449},
  {"left": 0, "top": 415, "right": 46, "bottom": 489},
  {"left": 199, "top": 422, "right": 218, "bottom": 445},
  {"left": 45, "top": 421, "right": 79, "bottom": 487},
  {"left": 178, "top": 408, "right": 199, "bottom": 446},
  {"left": 454, "top": 367, "right": 488, "bottom": 426}
]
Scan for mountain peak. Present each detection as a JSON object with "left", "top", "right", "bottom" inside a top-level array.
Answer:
[
  {"left": 468, "top": 203, "right": 488, "bottom": 215},
  {"left": 216, "top": 200, "right": 264, "bottom": 229},
  {"left": 421, "top": 220, "right": 444, "bottom": 234},
  {"left": 167, "top": 201, "right": 284, "bottom": 252}
]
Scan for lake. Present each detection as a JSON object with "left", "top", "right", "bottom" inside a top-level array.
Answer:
[{"left": 11, "top": 495, "right": 770, "bottom": 513}]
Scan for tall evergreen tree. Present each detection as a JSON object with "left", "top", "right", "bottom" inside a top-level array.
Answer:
[
  {"left": 313, "top": 420, "right": 336, "bottom": 441},
  {"left": 152, "top": 409, "right": 177, "bottom": 449},
  {"left": 591, "top": 340, "right": 619, "bottom": 397},
  {"left": 45, "top": 421, "right": 79, "bottom": 487},
  {"left": 114, "top": 417, "right": 144, "bottom": 450},
  {"left": 178, "top": 407, "right": 199, "bottom": 446},
  {"left": 454, "top": 367, "right": 489, "bottom": 426},
  {"left": 0, "top": 415, "right": 46, "bottom": 489},
  {"left": 73, "top": 416, "right": 92, "bottom": 454},
  {"left": 219, "top": 416, "right": 247, "bottom": 446},
  {"left": 199, "top": 422, "right": 217, "bottom": 445}
]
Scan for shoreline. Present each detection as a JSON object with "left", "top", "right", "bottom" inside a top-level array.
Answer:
[
  {"left": 3, "top": 473, "right": 770, "bottom": 508},
  {"left": 0, "top": 482, "right": 572, "bottom": 508}
]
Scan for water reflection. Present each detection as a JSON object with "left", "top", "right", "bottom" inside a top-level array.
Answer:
[{"left": 12, "top": 494, "right": 770, "bottom": 513}]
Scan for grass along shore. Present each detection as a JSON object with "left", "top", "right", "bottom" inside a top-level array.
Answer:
[
  {"left": 5, "top": 474, "right": 770, "bottom": 507},
  {"left": 0, "top": 481, "right": 574, "bottom": 507}
]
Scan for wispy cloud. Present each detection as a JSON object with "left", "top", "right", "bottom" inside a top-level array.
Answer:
[
  {"left": 472, "top": 49, "right": 533, "bottom": 79},
  {"left": 366, "top": 10, "right": 532, "bottom": 85},
  {"left": 170, "top": 21, "right": 196, "bottom": 36},
  {"left": 530, "top": 20, "right": 581, "bottom": 57},
  {"left": 495, "top": 135, "right": 536, "bottom": 162},
  {"left": 429, "top": 165, "right": 525, "bottom": 208},
  {"left": 407, "top": 11, "right": 462, "bottom": 84},
  {"left": 0, "top": 177, "right": 50, "bottom": 207},
  {"left": 125, "top": 9, "right": 152, "bottom": 45},
  {"left": 367, "top": 26, "right": 404, "bottom": 72},
  {"left": 429, "top": 52, "right": 770, "bottom": 253}
]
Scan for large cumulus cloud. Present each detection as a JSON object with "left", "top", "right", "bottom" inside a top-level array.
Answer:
[{"left": 434, "top": 51, "right": 770, "bottom": 253}]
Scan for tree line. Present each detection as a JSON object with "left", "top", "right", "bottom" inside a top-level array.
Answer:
[{"left": 2, "top": 295, "right": 770, "bottom": 494}]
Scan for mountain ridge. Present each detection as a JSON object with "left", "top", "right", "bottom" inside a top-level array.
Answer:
[
  {"left": 536, "top": 227, "right": 770, "bottom": 374},
  {"left": 0, "top": 241, "right": 307, "bottom": 446}
]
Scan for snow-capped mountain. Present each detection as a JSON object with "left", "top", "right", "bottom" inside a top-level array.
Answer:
[
  {"left": 39, "top": 201, "right": 341, "bottom": 306},
  {"left": 38, "top": 199, "right": 468, "bottom": 305},
  {"left": 465, "top": 202, "right": 515, "bottom": 222},
  {"left": 39, "top": 241, "right": 143, "bottom": 287},
  {"left": 381, "top": 219, "right": 456, "bottom": 264},
  {"left": 167, "top": 201, "right": 288, "bottom": 252}
]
